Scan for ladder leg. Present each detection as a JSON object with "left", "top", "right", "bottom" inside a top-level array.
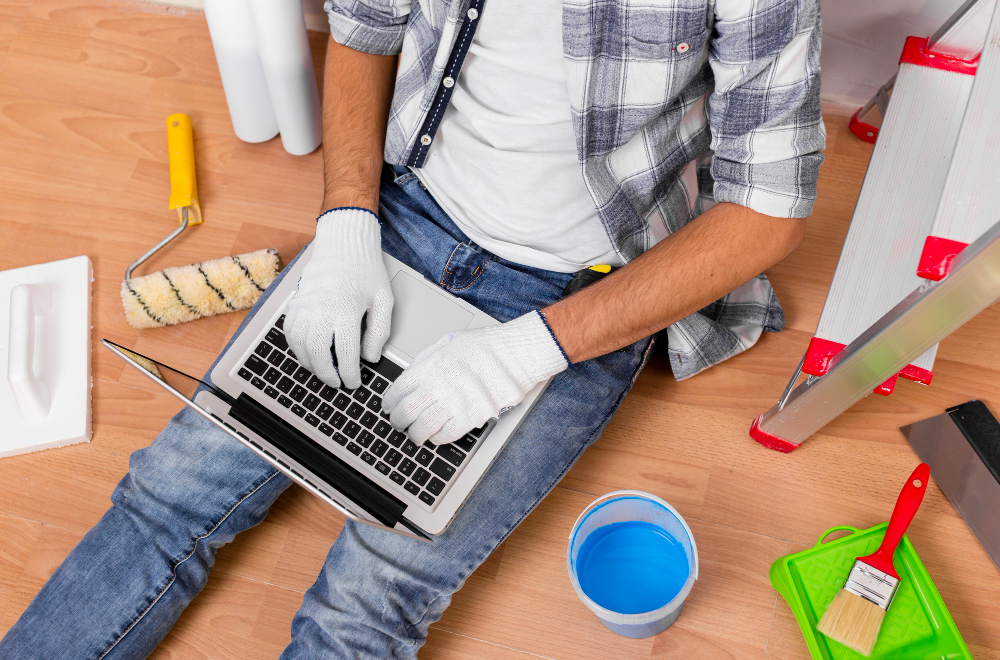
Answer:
[{"left": 752, "top": 216, "right": 1000, "bottom": 450}]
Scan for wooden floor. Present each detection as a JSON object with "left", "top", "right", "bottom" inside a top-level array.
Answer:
[{"left": 2, "top": 1, "right": 1000, "bottom": 658}]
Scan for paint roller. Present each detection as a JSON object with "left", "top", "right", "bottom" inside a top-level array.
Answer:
[{"left": 121, "top": 114, "right": 280, "bottom": 329}]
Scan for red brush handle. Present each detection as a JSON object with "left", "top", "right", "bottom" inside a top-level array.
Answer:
[{"left": 862, "top": 463, "right": 930, "bottom": 579}]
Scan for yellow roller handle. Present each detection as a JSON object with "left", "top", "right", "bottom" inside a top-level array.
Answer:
[{"left": 166, "top": 113, "right": 202, "bottom": 226}]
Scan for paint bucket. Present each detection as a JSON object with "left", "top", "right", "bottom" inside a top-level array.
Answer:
[{"left": 567, "top": 490, "right": 698, "bottom": 638}]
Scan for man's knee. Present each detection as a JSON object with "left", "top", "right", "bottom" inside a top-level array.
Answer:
[{"left": 109, "top": 407, "right": 286, "bottom": 557}]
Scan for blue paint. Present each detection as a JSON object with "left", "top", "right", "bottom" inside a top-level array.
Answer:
[{"left": 576, "top": 520, "right": 689, "bottom": 615}]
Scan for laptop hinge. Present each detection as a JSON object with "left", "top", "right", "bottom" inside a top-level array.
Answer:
[{"left": 229, "top": 393, "right": 407, "bottom": 528}]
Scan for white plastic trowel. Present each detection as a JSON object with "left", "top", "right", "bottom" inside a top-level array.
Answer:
[{"left": 1, "top": 256, "right": 92, "bottom": 457}]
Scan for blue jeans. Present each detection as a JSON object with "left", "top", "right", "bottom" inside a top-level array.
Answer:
[{"left": 1, "top": 166, "right": 654, "bottom": 659}]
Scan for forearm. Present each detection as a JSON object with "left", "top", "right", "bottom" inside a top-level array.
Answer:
[
  {"left": 543, "top": 203, "right": 805, "bottom": 362},
  {"left": 320, "top": 36, "right": 398, "bottom": 213}
]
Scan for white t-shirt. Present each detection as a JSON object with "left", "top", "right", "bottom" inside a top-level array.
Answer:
[{"left": 414, "top": 0, "right": 621, "bottom": 273}]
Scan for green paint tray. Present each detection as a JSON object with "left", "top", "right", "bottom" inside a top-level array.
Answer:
[{"left": 770, "top": 524, "right": 971, "bottom": 659}]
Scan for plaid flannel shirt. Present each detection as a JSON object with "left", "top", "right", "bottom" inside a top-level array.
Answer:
[{"left": 324, "top": 0, "right": 825, "bottom": 379}]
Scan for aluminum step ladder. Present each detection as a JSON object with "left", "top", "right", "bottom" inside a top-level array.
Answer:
[{"left": 750, "top": 0, "right": 1000, "bottom": 452}]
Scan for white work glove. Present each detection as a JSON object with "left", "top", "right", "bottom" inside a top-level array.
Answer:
[
  {"left": 383, "top": 310, "right": 569, "bottom": 445},
  {"left": 285, "top": 208, "right": 393, "bottom": 390}
]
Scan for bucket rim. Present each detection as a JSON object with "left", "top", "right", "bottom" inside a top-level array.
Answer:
[{"left": 566, "top": 490, "right": 699, "bottom": 624}]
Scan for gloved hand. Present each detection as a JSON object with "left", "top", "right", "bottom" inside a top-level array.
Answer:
[
  {"left": 285, "top": 207, "right": 393, "bottom": 389},
  {"left": 383, "top": 310, "right": 569, "bottom": 445}
]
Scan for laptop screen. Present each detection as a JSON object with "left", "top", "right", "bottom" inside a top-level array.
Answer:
[{"left": 107, "top": 341, "right": 223, "bottom": 404}]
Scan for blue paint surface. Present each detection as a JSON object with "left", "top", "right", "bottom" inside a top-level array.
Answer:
[{"left": 576, "top": 520, "right": 689, "bottom": 614}]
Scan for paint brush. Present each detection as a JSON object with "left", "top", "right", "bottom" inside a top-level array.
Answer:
[{"left": 816, "top": 463, "right": 930, "bottom": 656}]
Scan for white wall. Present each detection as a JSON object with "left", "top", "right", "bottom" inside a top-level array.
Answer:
[
  {"left": 820, "top": 0, "right": 966, "bottom": 105},
  {"left": 153, "top": 0, "right": 967, "bottom": 106}
]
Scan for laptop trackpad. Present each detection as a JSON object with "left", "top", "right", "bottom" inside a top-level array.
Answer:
[{"left": 385, "top": 271, "right": 474, "bottom": 362}]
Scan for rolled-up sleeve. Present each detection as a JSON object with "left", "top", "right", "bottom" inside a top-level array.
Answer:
[
  {"left": 708, "top": 0, "right": 825, "bottom": 218},
  {"left": 324, "top": 0, "right": 411, "bottom": 56}
]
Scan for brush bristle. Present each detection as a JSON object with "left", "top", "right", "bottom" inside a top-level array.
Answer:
[
  {"left": 122, "top": 248, "right": 280, "bottom": 329},
  {"left": 816, "top": 589, "right": 886, "bottom": 656}
]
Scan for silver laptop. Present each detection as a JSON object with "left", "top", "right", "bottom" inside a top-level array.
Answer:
[{"left": 104, "top": 244, "right": 549, "bottom": 540}]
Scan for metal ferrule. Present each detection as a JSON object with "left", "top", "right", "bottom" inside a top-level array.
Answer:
[{"left": 842, "top": 561, "right": 900, "bottom": 611}]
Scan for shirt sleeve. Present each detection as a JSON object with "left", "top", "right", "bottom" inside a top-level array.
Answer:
[
  {"left": 324, "top": 0, "right": 411, "bottom": 56},
  {"left": 708, "top": 0, "right": 826, "bottom": 218}
]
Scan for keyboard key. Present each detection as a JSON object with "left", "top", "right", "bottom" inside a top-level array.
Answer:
[
  {"left": 316, "top": 403, "right": 335, "bottom": 420},
  {"left": 374, "top": 420, "right": 393, "bottom": 438},
  {"left": 388, "top": 431, "right": 406, "bottom": 448},
  {"left": 264, "top": 385, "right": 280, "bottom": 399},
  {"left": 429, "top": 458, "right": 456, "bottom": 481},
  {"left": 371, "top": 439, "right": 388, "bottom": 457},
  {"left": 344, "top": 421, "right": 361, "bottom": 438},
  {"left": 403, "top": 481, "right": 420, "bottom": 496},
  {"left": 412, "top": 467, "right": 430, "bottom": 486},
  {"left": 360, "top": 370, "right": 373, "bottom": 385},
  {"left": 264, "top": 367, "right": 281, "bottom": 385},
  {"left": 331, "top": 412, "right": 347, "bottom": 429},
  {"left": 319, "top": 385, "right": 337, "bottom": 402},
  {"left": 291, "top": 404, "right": 307, "bottom": 418},
  {"left": 415, "top": 447, "right": 434, "bottom": 466},
  {"left": 280, "top": 358, "right": 297, "bottom": 375},
  {"left": 266, "top": 328, "right": 288, "bottom": 351},
  {"left": 306, "top": 375, "right": 323, "bottom": 393},
  {"left": 389, "top": 471, "right": 406, "bottom": 485},
  {"left": 370, "top": 376, "right": 388, "bottom": 394},
  {"left": 436, "top": 444, "right": 466, "bottom": 467},
  {"left": 278, "top": 395, "right": 293, "bottom": 408},
  {"left": 293, "top": 367, "right": 311, "bottom": 384},
  {"left": 384, "top": 449, "right": 402, "bottom": 467},
  {"left": 303, "top": 394, "right": 321, "bottom": 411},
  {"left": 401, "top": 439, "right": 418, "bottom": 457},
  {"left": 346, "top": 442, "right": 362, "bottom": 455},
  {"left": 360, "top": 452, "right": 377, "bottom": 466},
  {"left": 367, "top": 395, "right": 381, "bottom": 413},
  {"left": 453, "top": 436, "right": 476, "bottom": 452},
  {"left": 361, "top": 411, "right": 378, "bottom": 428},
  {"left": 357, "top": 431, "right": 375, "bottom": 448},
  {"left": 332, "top": 433, "right": 348, "bottom": 446},
  {"left": 254, "top": 341, "right": 271, "bottom": 358},
  {"left": 353, "top": 387, "right": 371, "bottom": 404},
  {"left": 319, "top": 422, "right": 334, "bottom": 436},
  {"left": 277, "top": 376, "right": 294, "bottom": 393},
  {"left": 304, "top": 413, "right": 320, "bottom": 427},
  {"left": 418, "top": 491, "right": 436, "bottom": 506},
  {"left": 267, "top": 350, "right": 285, "bottom": 367},
  {"left": 290, "top": 385, "right": 307, "bottom": 402},
  {"left": 399, "top": 458, "right": 416, "bottom": 476},
  {"left": 251, "top": 376, "right": 266, "bottom": 390},
  {"left": 469, "top": 423, "right": 488, "bottom": 438},
  {"left": 347, "top": 402, "right": 365, "bottom": 419},
  {"left": 426, "top": 477, "right": 445, "bottom": 496},
  {"left": 333, "top": 393, "right": 351, "bottom": 410},
  {"left": 275, "top": 314, "right": 285, "bottom": 330},
  {"left": 245, "top": 355, "right": 268, "bottom": 376},
  {"left": 375, "top": 461, "right": 391, "bottom": 475}
]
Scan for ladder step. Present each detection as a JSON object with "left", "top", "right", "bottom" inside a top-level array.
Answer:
[
  {"left": 922, "top": 16, "right": 1000, "bottom": 280},
  {"left": 808, "top": 36, "right": 978, "bottom": 391}
]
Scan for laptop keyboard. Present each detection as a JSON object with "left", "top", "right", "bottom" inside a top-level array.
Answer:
[{"left": 237, "top": 314, "right": 491, "bottom": 509}]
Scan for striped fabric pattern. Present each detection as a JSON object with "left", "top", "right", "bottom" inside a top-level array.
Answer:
[{"left": 324, "top": 0, "right": 824, "bottom": 379}]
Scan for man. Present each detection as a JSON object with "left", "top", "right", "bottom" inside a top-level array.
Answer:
[{"left": 0, "top": 0, "right": 822, "bottom": 656}]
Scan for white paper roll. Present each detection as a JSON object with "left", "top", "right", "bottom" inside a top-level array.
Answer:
[
  {"left": 203, "top": 0, "right": 279, "bottom": 143},
  {"left": 246, "top": 0, "right": 323, "bottom": 156}
]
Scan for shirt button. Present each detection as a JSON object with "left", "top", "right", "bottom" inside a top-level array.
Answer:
[
  {"left": 676, "top": 42, "right": 690, "bottom": 53},
  {"left": 420, "top": 134, "right": 432, "bottom": 146},
  {"left": 442, "top": 76, "right": 455, "bottom": 88},
  {"left": 467, "top": 7, "right": 478, "bottom": 19}
]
